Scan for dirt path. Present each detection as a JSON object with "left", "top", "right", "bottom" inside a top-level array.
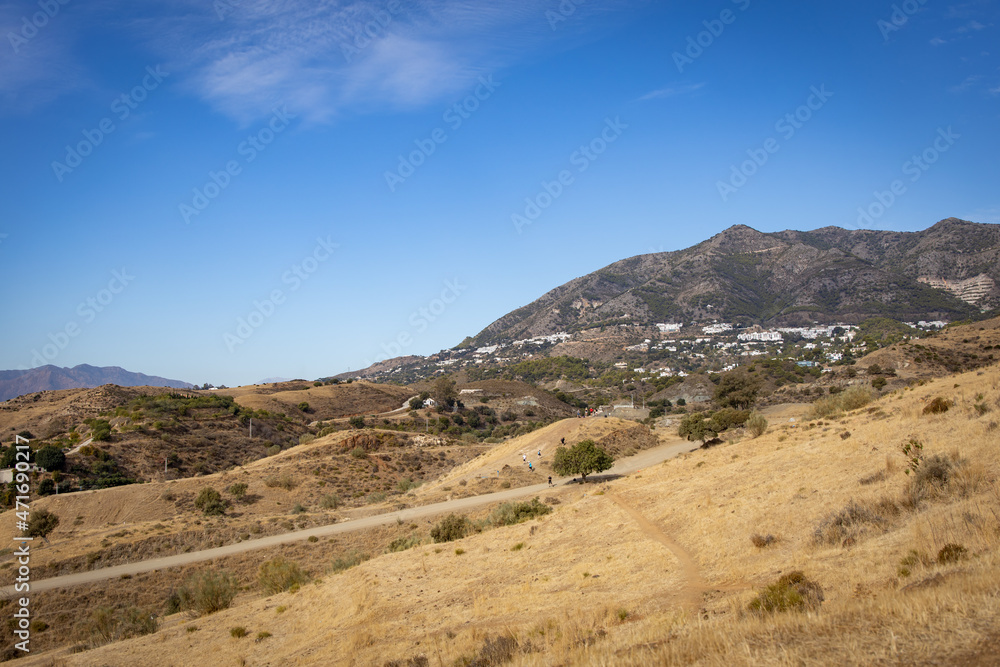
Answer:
[
  {"left": 1, "top": 437, "right": 699, "bottom": 597},
  {"left": 608, "top": 494, "right": 704, "bottom": 612}
]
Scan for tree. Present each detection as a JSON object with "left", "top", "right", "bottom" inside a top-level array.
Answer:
[
  {"left": 35, "top": 445, "right": 66, "bottom": 472},
  {"left": 713, "top": 371, "right": 761, "bottom": 410},
  {"left": 227, "top": 482, "right": 248, "bottom": 501},
  {"left": 25, "top": 509, "right": 60, "bottom": 542},
  {"left": 678, "top": 413, "right": 717, "bottom": 444},
  {"left": 408, "top": 397, "right": 424, "bottom": 410},
  {"left": 349, "top": 415, "right": 365, "bottom": 429},
  {"left": 432, "top": 377, "right": 457, "bottom": 408},
  {"left": 552, "top": 440, "right": 614, "bottom": 483},
  {"left": 872, "top": 377, "right": 887, "bottom": 391}
]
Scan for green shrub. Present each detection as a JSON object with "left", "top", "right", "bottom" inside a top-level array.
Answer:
[
  {"left": 320, "top": 493, "right": 340, "bottom": 510},
  {"left": 230, "top": 626, "right": 248, "bottom": 638},
  {"left": 330, "top": 550, "right": 370, "bottom": 573},
  {"left": 194, "top": 487, "right": 226, "bottom": 516},
  {"left": 350, "top": 446, "right": 368, "bottom": 459},
  {"left": 258, "top": 557, "right": 310, "bottom": 594},
  {"left": 227, "top": 482, "right": 248, "bottom": 500},
  {"left": 489, "top": 498, "right": 552, "bottom": 527},
  {"left": 264, "top": 474, "right": 297, "bottom": 490},
  {"left": 746, "top": 411, "right": 768, "bottom": 438},
  {"left": 349, "top": 416, "right": 366, "bottom": 429},
  {"left": 256, "top": 631, "right": 272, "bottom": 641},
  {"left": 168, "top": 571, "right": 238, "bottom": 616},
  {"left": 387, "top": 535, "right": 422, "bottom": 553},
  {"left": 88, "top": 606, "right": 158, "bottom": 645},
  {"left": 298, "top": 402, "right": 310, "bottom": 412},
  {"left": 266, "top": 444, "right": 282, "bottom": 456},
  {"left": 430, "top": 514, "right": 472, "bottom": 543},
  {"left": 937, "top": 543, "right": 968, "bottom": 564},
  {"left": 397, "top": 477, "right": 418, "bottom": 493},
  {"left": 923, "top": 397, "right": 952, "bottom": 415},
  {"left": 748, "top": 571, "right": 824, "bottom": 614}
]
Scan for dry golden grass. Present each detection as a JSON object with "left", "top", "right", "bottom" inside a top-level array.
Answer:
[{"left": 14, "top": 364, "right": 1000, "bottom": 666}]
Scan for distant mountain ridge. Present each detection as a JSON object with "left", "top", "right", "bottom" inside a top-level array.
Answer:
[
  {"left": 0, "top": 365, "right": 192, "bottom": 403},
  {"left": 469, "top": 218, "right": 1000, "bottom": 346}
]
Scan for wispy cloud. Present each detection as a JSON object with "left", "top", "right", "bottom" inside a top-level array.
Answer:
[
  {"left": 131, "top": 0, "right": 639, "bottom": 124},
  {"left": 929, "top": 36, "right": 947, "bottom": 46},
  {"left": 949, "top": 74, "right": 982, "bottom": 93},
  {"left": 636, "top": 82, "right": 705, "bottom": 102}
]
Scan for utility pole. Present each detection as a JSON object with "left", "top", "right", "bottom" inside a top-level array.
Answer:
[{"left": 249, "top": 418, "right": 253, "bottom": 439}]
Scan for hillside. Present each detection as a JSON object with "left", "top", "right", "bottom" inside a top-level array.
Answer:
[
  {"left": 18, "top": 360, "right": 1000, "bottom": 665},
  {"left": 470, "top": 218, "right": 1000, "bottom": 345},
  {"left": 0, "top": 364, "right": 192, "bottom": 402}
]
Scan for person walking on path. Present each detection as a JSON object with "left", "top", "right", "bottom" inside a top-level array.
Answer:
[
  {"left": 548, "top": 476, "right": 552, "bottom": 487},
  {"left": 522, "top": 454, "right": 526, "bottom": 463}
]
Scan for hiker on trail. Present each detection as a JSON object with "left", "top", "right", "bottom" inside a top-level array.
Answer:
[
  {"left": 548, "top": 476, "right": 552, "bottom": 486},
  {"left": 537, "top": 450, "right": 541, "bottom": 457},
  {"left": 560, "top": 437, "right": 565, "bottom": 445},
  {"left": 528, "top": 461, "right": 533, "bottom": 471},
  {"left": 522, "top": 454, "right": 526, "bottom": 463}
]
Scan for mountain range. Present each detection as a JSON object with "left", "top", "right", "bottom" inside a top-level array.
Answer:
[
  {"left": 468, "top": 218, "right": 1000, "bottom": 346},
  {"left": 0, "top": 364, "right": 192, "bottom": 403}
]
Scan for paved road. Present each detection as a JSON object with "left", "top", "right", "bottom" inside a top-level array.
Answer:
[{"left": 1, "top": 436, "right": 696, "bottom": 596}]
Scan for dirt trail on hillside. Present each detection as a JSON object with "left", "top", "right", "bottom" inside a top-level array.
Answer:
[
  {"left": 1, "top": 437, "right": 699, "bottom": 598},
  {"left": 607, "top": 494, "right": 704, "bottom": 612}
]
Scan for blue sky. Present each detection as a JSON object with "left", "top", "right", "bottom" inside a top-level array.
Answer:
[{"left": 1, "top": 0, "right": 998, "bottom": 387}]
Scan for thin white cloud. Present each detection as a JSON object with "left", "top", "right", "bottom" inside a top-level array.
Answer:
[
  {"left": 132, "top": 0, "right": 643, "bottom": 124},
  {"left": 929, "top": 36, "right": 947, "bottom": 46},
  {"left": 637, "top": 83, "right": 706, "bottom": 102},
  {"left": 949, "top": 74, "right": 982, "bottom": 93}
]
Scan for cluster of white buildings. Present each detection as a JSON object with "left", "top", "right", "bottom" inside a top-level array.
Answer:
[
  {"left": 702, "top": 322, "right": 734, "bottom": 335},
  {"left": 656, "top": 323, "right": 683, "bottom": 333},
  {"left": 737, "top": 330, "right": 783, "bottom": 342}
]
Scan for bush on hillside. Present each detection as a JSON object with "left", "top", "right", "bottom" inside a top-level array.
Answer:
[
  {"left": 166, "top": 571, "right": 237, "bottom": 616},
  {"left": 746, "top": 411, "right": 768, "bottom": 438},
  {"left": 258, "top": 557, "right": 310, "bottom": 594},
  {"left": 748, "top": 571, "right": 824, "bottom": 615},
  {"left": 489, "top": 498, "right": 552, "bottom": 527},
  {"left": 431, "top": 514, "right": 472, "bottom": 543},
  {"left": 194, "top": 487, "right": 226, "bottom": 516}
]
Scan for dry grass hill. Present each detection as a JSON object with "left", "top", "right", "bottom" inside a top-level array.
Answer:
[{"left": 6, "top": 356, "right": 999, "bottom": 665}]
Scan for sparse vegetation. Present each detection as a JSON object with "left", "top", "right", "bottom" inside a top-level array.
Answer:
[
  {"left": 167, "top": 571, "right": 238, "bottom": 616},
  {"left": 431, "top": 514, "right": 472, "bottom": 543},
  {"left": 748, "top": 571, "right": 824, "bottom": 615},
  {"left": 258, "top": 557, "right": 310, "bottom": 594},
  {"left": 194, "top": 487, "right": 226, "bottom": 516},
  {"left": 746, "top": 411, "right": 768, "bottom": 438}
]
